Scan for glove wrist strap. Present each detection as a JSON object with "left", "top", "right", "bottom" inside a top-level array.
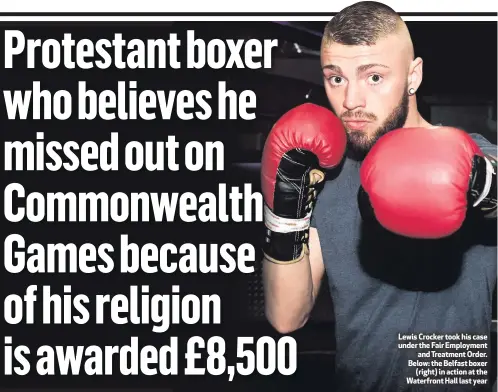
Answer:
[
  {"left": 264, "top": 205, "right": 312, "bottom": 233},
  {"left": 263, "top": 230, "right": 309, "bottom": 264},
  {"left": 263, "top": 205, "right": 311, "bottom": 264}
]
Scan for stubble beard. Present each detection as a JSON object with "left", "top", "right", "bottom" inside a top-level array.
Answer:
[{"left": 345, "top": 89, "right": 410, "bottom": 161}]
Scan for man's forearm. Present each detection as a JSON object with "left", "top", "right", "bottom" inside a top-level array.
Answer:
[{"left": 263, "top": 256, "right": 315, "bottom": 333}]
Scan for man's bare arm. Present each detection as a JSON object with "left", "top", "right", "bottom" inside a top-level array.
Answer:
[{"left": 263, "top": 228, "right": 325, "bottom": 333}]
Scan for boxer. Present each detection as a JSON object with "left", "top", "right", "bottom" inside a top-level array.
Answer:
[{"left": 262, "top": 2, "right": 497, "bottom": 391}]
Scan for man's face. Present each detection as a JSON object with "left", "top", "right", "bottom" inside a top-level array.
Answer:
[{"left": 321, "top": 34, "right": 410, "bottom": 157}]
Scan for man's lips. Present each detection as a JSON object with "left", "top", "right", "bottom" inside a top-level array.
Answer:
[{"left": 343, "top": 120, "right": 370, "bottom": 131}]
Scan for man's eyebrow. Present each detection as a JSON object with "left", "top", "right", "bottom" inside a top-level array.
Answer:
[
  {"left": 322, "top": 63, "right": 390, "bottom": 75},
  {"left": 322, "top": 64, "right": 343, "bottom": 74},
  {"left": 356, "top": 63, "right": 390, "bottom": 74}
]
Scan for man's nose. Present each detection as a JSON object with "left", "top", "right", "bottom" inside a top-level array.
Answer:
[{"left": 343, "top": 84, "right": 366, "bottom": 111}]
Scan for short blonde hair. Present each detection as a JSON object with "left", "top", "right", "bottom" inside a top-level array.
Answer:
[{"left": 322, "top": 1, "right": 403, "bottom": 47}]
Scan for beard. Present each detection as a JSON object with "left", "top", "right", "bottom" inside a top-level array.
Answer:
[{"left": 343, "top": 89, "right": 410, "bottom": 161}]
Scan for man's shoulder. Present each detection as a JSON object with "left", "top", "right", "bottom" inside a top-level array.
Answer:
[
  {"left": 468, "top": 132, "right": 496, "bottom": 152},
  {"left": 432, "top": 125, "right": 496, "bottom": 155}
]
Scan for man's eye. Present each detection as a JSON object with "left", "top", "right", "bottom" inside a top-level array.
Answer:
[
  {"left": 329, "top": 76, "right": 344, "bottom": 86},
  {"left": 368, "top": 74, "right": 383, "bottom": 84}
]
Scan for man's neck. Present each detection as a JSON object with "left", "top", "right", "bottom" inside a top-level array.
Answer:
[{"left": 404, "top": 100, "right": 433, "bottom": 129}]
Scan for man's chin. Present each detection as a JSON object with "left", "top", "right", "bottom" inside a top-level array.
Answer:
[{"left": 346, "top": 131, "right": 376, "bottom": 160}]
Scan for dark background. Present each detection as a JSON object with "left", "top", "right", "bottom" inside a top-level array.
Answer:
[{"left": 0, "top": 20, "right": 496, "bottom": 391}]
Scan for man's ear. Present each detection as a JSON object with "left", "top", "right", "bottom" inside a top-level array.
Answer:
[{"left": 408, "top": 57, "right": 423, "bottom": 92}]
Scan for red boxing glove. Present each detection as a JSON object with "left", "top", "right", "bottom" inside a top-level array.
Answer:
[
  {"left": 360, "top": 127, "right": 496, "bottom": 239},
  {"left": 261, "top": 103, "right": 346, "bottom": 263}
]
